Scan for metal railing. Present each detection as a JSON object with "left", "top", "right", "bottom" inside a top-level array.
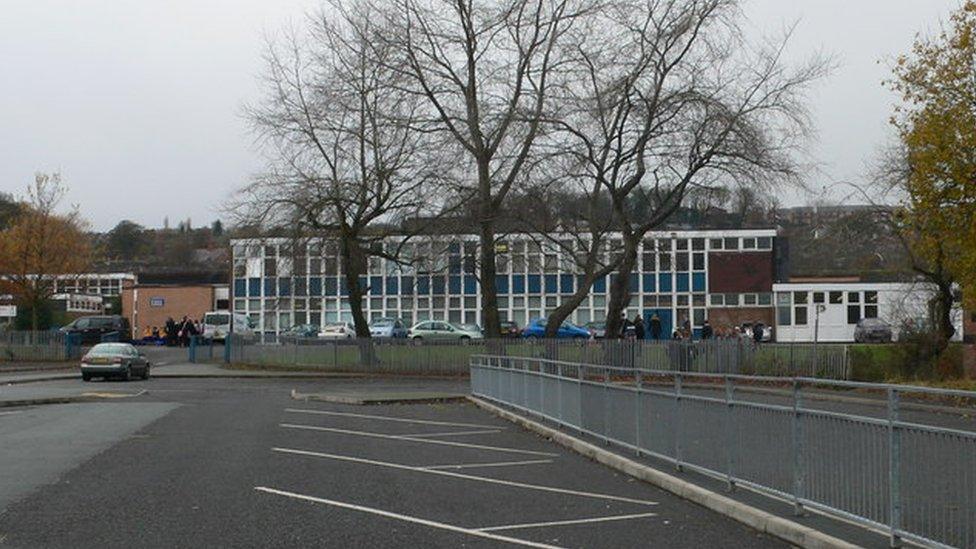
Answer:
[
  {"left": 0, "top": 330, "right": 73, "bottom": 362},
  {"left": 216, "top": 336, "right": 852, "bottom": 378},
  {"left": 470, "top": 354, "right": 976, "bottom": 548}
]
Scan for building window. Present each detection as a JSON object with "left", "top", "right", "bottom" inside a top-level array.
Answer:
[
  {"left": 743, "top": 294, "right": 757, "bottom": 306},
  {"left": 848, "top": 292, "right": 860, "bottom": 303},
  {"left": 692, "top": 238, "right": 704, "bottom": 251},
  {"left": 757, "top": 237, "right": 773, "bottom": 250},
  {"left": 724, "top": 237, "right": 739, "bottom": 250},
  {"left": 724, "top": 293, "right": 739, "bottom": 306},
  {"left": 813, "top": 292, "right": 825, "bottom": 304},
  {"left": 864, "top": 305, "right": 878, "bottom": 319},
  {"left": 692, "top": 252, "right": 705, "bottom": 270},
  {"left": 757, "top": 293, "right": 772, "bottom": 306},
  {"left": 676, "top": 239, "right": 688, "bottom": 251},
  {"left": 795, "top": 306, "right": 808, "bottom": 325},
  {"left": 829, "top": 291, "right": 843, "bottom": 304},
  {"left": 709, "top": 238, "right": 723, "bottom": 250},
  {"left": 676, "top": 253, "right": 689, "bottom": 271},
  {"left": 847, "top": 305, "right": 861, "bottom": 324},
  {"left": 659, "top": 253, "right": 672, "bottom": 271},
  {"left": 793, "top": 292, "right": 808, "bottom": 304},
  {"left": 710, "top": 294, "right": 724, "bottom": 306},
  {"left": 865, "top": 291, "right": 878, "bottom": 304},
  {"left": 777, "top": 306, "right": 792, "bottom": 326},
  {"left": 743, "top": 237, "right": 757, "bottom": 249}
]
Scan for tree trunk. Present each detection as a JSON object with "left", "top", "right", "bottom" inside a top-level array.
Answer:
[
  {"left": 339, "top": 235, "right": 377, "bottom": 367},
  {"left": 544, "top": 274, "right": 600, "bottom": 338},
  {"left": 479, "top": 219, "right": 501, "bottom": 338},
  {"left": 604, "top": 237, "right": 639, "bottom": 339},
  {"left": 933, "top": 281, "right": 955, "bottom": 351}
]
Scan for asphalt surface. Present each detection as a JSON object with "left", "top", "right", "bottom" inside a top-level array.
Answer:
[{"left": 0, "top": 377, "right": 784, "bottom": 548}]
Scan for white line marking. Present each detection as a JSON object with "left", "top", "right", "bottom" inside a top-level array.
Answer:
[
  {"left": 0, "top": 410, "right": 23, "bottom": 417},
  {"left": 400, "top": 429, "right": 502, "bottom": 439},
  {"left": 254, "top": 486, "right": 563, "bottom": 548},
  {"left": 422, "top": 459, "right": 554, "bottom": 470},
  {"left": 280, "top": 423, "right": 558, "bottom": 457},
  {"left": 476, "top": 512, "right": 659, "bottom": 532},
  {"left": 273, "top": 447, "right": 657, "bottom": 506},
  {"left": 283, "top": 408, "right": 501, "bottom": 429}
]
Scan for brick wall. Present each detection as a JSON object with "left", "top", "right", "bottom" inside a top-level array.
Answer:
[
  {"left": 704, "top": 307, "right": 774, "bottom": 334},
  {"left": 708, "top": 252, "right": 774, "bottom": 293},
  {"left": 122, "top": 285, "right": 215, "bottom": 338}
]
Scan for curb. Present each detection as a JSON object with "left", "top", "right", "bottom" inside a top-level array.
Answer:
[
  {"left": 0, "top": 390, "right": 147, "bottom": 409},
  {"left": 468, "top": 395, "right": 861, "bottom": 549},
  {"left": 0, "top": 374, "right": 77, "bottom": 385},
  {"left": 291, "top": 389, "right": 467, "bottom": 405}
]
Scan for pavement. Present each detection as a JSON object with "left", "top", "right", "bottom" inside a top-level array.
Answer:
[{"left": 0, "top": 377, "right": 785, "bottom": 548}]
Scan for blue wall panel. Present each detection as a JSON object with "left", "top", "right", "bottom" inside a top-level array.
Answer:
[
  {"left": 464, "top": 276, "right": 477, "bottom": 295},
  {"left": 544, "top": 275, "right": 558, "bottom": 293},
  {"left": 234, "top": 279, "right": 246, "bottom": 297},
  {"left": 692, "top": 272, "right": 706, "bottom": 292},
  {"left": 528, "top": 275, "right": 541, "bottom": 294},
  {"left": 264, "top": 278, "right": 277, "bottom": 297},
  {"left": 642, "top": 274, "right": 655, "bottom": 293},
  {"left": 385, "top": 276, "right": 399, "bottom": 295},
  {"left": 401, "top": 276, "right": 414, "bottom": 295},
  {"left": 512, "top": 275, "right": 525, "bottom": 294},
  {"left": 370, "top": 276, "right": 383, "bottom": 294},
  {"left": 449, "top": 276, "right": 461, "bottom": 294},
  {"left": 560, "top": 274, "right": 574, "bottom": 294},
  {"left": 676, "top": 273, "right": 689, "bottom": 292},
  {"left": 496, "top": 275, "right": 510, "bottom": 294},
  {"left": 658, "top": 274, "right": 672, "bottom": 293},
  {"left": 309, "top": 277, "right": 322, "bottom": 296}
]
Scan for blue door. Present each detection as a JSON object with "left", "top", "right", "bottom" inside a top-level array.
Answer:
[{"left": 644, "top": 309, "right": 672, "bottom": 340}]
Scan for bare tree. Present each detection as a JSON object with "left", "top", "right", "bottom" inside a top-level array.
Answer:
[
  {"left": 239, "top": 1, "right": 445, "bottom": 338},
  {"left": 382, "top": 0, "right": 589, "bottom": 337},
  {"left": 545, "top": 0, "right": 827, "bottom": 337}
]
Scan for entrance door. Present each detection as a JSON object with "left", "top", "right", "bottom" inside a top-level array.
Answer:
[{"left": 644, "top": 309, "right": 672, "bottom": 340}]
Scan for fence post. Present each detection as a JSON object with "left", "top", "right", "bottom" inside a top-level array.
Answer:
[
  {"left": 578, "top": 363, "right": 584, "bottom": 436},
  {"left": 635, "top": 369, "right": 643, "bottom": 456},
  {"left": 603, "top": 365, "right": 611, "bottom": 445},
  {"left": 189, "top": 336, "right": 197, "bottom": 363},
  {"left": 792, "top": 379, "right": 804, "bottom": 516},
  {"left": 674, "top": 372, "right": 683, "bottom": 472},
  {"left": 888, "top": 388, "right": 902, "bottom": 547},
  {"left": 725, "top": 376, "right": 735, "bottom": 491},
  {"left": 557, "top": 362, "right": 563, "bottom": 424}
]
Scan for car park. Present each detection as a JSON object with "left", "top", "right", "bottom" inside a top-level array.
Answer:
[
  {"left": 60, "top": 315, "right": 131, "bottom": 345},
  {"left": 522, "top": 318, "right": 590, "bottom": 339},
  {"left": 369, "top": 318, "right": 408, "bottom": 338},
  {"left": 280, "top": 324, "right": 320, "bottom": 341},
  {"left": 854, "top": 318, "right": 893, "bottom": 343},
  {"left": 407, "top": 321, "right": 483, "bottom": 341},
  {"left": 80, "top": 342, "right": 150, "bottom": 381},
  {"left": 319, "top": 322, "right": 357, "bottom": 339}
]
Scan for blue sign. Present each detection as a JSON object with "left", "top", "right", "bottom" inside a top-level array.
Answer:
[{"left": 150, "top": 297, "right": 165, "bottom": 307}]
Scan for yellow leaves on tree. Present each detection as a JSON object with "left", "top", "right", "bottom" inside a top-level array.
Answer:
[
  {"left": 0, "top": 173, "right": 91, "bottom": 330},
  {"left": 889, "top": 1, "right": 976, "bottom": 309}
]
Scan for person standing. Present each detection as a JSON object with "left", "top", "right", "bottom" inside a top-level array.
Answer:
[
  {"left": 649, "top": 314, "right": 662, "bottom": 340},
  {"left": 633, "top": 315, "right": 646, "bottom": 340},
  {"left": 752, "top": 321, "right": 764, "bottom": 345},
  {"left": 701, "top": 320, "right": 713, "bottom": 340},
  {"left": 165, "top": 317, "right": 177, "bottom": 346}
]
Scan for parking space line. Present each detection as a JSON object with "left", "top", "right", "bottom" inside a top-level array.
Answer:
[
  {"left": 254, "top": 486, "right": 563, "bottom": 549},
  {"left": 423, "top": 459, "right": 554, "bottom": 470},
  {"left": 476, "top": 512, "right": 659, "bottom": 532},
  {"left": 401, "top": 429, "right": 502, "bottom": 439},
  {"left": 284, "top": 408, "right": 501, "bottom": 429},
  {"left": 273, "top": 447, "right": 658, "bottom": 506},
  {"left": 280, "top": 423, "right": 558, "bottom": 457}
]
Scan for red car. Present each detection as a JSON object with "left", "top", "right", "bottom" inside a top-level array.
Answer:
[{"left": 499, "top": 321, "right": 521, "bottom": 338}]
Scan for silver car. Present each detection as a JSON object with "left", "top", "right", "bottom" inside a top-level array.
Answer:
[
  {"left": 80, "top": 343, "right": 150, "bottom": 382},
  {"left": 854, "top": 318, "right": 892, "bottom": 343}
]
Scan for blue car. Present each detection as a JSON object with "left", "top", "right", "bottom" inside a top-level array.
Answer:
[{"left": 521, "top": 318, "right": 591, "bottom": 339}]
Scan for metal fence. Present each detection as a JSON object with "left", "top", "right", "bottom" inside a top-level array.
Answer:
[
  {"left": 215, "top": 336, "right": 851, "bottom": 378},
  {"left": 0, "top": 330, "right": 73, "bottom": 362},
  {"left": 470, "top": 355, "right": 976, "bottom": 548}
]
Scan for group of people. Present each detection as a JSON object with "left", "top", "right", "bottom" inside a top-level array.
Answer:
[
  {"left": 140, "top": 316, "right": 202, "bottom": 347},
  {"left": 615, "top": 314, "right": 767, "bottom": 344}
]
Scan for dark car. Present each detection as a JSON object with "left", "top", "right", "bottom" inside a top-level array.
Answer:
[
  {"left": 80, "top": 343, "right": 150, "bottom": 381},
  {"left": 854, "top": 318, "right": 892, "bottom": 343},
  {"left": 60, "top": 315, "right": 131, "bottom": 345},
  {"left": 499, "top": 321, "right": 521, "bottom": 338}
]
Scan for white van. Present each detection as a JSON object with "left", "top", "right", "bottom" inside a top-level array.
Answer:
[{"left": 203, "top": 311, "right": 253, "bottom": 341}]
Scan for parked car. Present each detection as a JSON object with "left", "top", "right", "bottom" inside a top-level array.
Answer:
[
  {"left": 203, "top": 311, "right": 253, "bottom": 342},
  {"left": 522, "top": 318, "right": 590, "bottom": 340},
  {"left": 407, "top": 321, "right": 483, "bottom": 341},
  {"left": 281, "top": 324, "right": 320, "bottom": 339},
  {"left": 319, "top": 322, "right": 356, "bottom": 339},
  {"left": 499, "top": 321, "right": 521, "bottom": 338},
  {"left": 457, "top": 323, "right": 483, "bottom": 336},
  {"left": 80, "top": 342, "right": 150, "bottom": 382},
  {"left": 854, "top": 318, "right": 893, "bottom": 343},
  {"left": 370, "top": 318, "right": 408, "bottom": 338},
  {"left": 585, "top": 321, "right": 607, "bottom": 339},
  {"left": 60, "top": 315, "right": 131, "bottom": 345}
]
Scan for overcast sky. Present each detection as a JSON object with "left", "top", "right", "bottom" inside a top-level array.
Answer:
[{"left": 0, "top": 0, "right": 962, "bottom": 231}]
